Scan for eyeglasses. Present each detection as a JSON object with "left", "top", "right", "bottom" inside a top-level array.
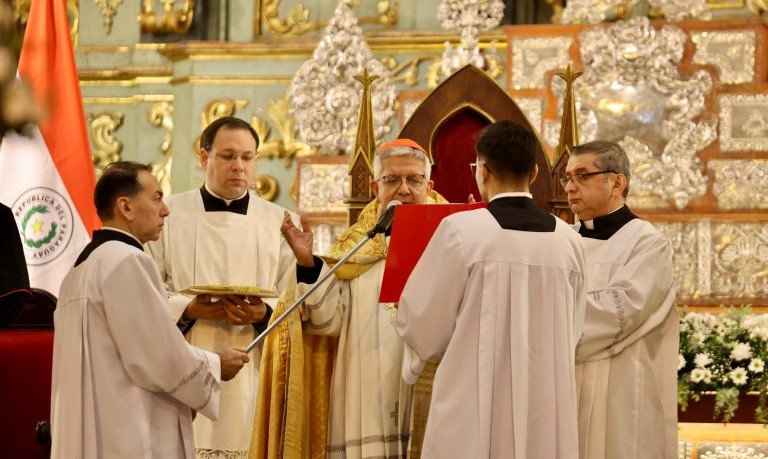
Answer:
[
  {"left": 559, "top": 170, "right": 617, "bottom": 188},
  {"left": 376, "top": 174, "right": 427, "bottom": 188},
  {"left": 470, "top": 161, "right": 489, "bottom": 175},
  {"left": 214, "top": 152, "right": 258, "bottom": 165}
]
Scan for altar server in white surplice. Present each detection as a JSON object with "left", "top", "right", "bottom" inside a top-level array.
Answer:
[
  {"left": 564, "top": 140, "right": 678, "bottom": 459},
  {"left": 51, "top": 162, "right": 248, "bottom": 459},
  {"left": 396, "top": 120, "right": 586, "bottom": 459},
  {"left": 146, "top": 117, "right": 322, "bottom": 458}
]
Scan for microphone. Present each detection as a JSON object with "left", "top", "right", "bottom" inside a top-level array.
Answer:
[{"left": 368, "top": 200, "right": 401, "bottom": 237}]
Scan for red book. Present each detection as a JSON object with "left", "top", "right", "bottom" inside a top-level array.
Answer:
[{"left": 379, "top": 202, "right": 486, "bottom": 303}]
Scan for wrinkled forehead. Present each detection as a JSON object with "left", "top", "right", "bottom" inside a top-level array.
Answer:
[
  {"left": 379, "top": 154, "right": 428, "bottom": 175},
  {"left": 565, "top": 152, "right": 597, "bottom": 173}
]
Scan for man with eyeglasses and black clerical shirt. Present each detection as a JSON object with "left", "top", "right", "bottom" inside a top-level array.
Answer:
[
  {"left": 146, "top": 116, "right": 324, "bottom": 458},
  {"left": 563, "top": 140, "right": 678, "bottom": 459}
]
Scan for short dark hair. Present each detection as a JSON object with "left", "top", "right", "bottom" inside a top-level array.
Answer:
[
  {"left": 200, "top": 117, "right": 260, "bottom": 152},
  {"left": 571, "top": 140, "right": 631, "bottom": 198},
  {"left": 475, "top": 120, "right": 537, "bottom": 182},
  {"left": 94, "top": 161, "right": 153, "bottom": 220}
]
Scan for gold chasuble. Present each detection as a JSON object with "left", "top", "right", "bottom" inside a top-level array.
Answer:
[{"left": 250, "top": 191, "right": 446, "bottom": 459}]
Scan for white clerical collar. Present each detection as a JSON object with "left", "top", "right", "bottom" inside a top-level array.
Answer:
[
  {"left": 581, "top": 205, "right": 625, "bottom": 230},
  {"left": 489, "top": 191, "right": 533, "bottom": 202},
  {"left": 101, "top": 226, "right": 142, "bottom": 245},
  {"left": 204, "top": 182, "right": 248, "bottom": 205}
]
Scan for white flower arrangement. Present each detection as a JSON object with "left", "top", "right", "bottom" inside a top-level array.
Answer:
[{"left": 678, "top": 308, "right": 768, "bottom": 424}]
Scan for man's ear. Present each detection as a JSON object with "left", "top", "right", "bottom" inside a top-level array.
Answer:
[
  {"left": 200, "top": 148, "right": 211, "bottom": 169},
  {"left": 116, "top": 196, "right": 132, "bottom": 221},
  {"left": 370, "top": 179, "right": 380, "bottom": 199},
  {"left": 529, "top": 164, "right": 539, "bottom": 185},
  {"left": 614, "top": 173, "right": 628, "bottom": 196}
]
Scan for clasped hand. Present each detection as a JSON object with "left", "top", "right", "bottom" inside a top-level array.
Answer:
[{"left": 183, "top": 294, "right": 267, "bottom": 325}]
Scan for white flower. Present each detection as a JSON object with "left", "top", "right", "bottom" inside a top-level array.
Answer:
[
  {"left": 748, "top": 358, "right": 764, "bottom": 374},
  {"left": 690, "top": 368, "right": 706, "bottom": 383},
  {"left": 678, "top": 354, "right": 686, "bottom": 370},
  {"left": 730, "top": 343, "right": 752, "bottom": 361},
  {"left": 692, "top": 331, "right": 707, "bottom": 345},
  {"left": 702, "top": 368, "right": 713, "bottom": 384},
  {"left": 694, "top": 353, "right": 712, "bottom": 368},
  {"left": 729, "top": 367, "right": 748, "bottom": 386}
]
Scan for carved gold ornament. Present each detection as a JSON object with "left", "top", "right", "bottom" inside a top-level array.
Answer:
[
  {"left": 139, "top": 0, "right": 196, "bottom": 35},
  {"left": 148, "top": 101, "right": 174, "bottom": 195},
  {"left": 260, "top": 0, "right": 397, "bottom": 37},
  {"left": 251, "top": 96, "right": 313, "bottom": 168},
  {"left": 747, "top": 0, "right": 768, "bottom": 13},
  {"left": 14, "top": 0, "right": 78, "bottom": 46},
  {"left": 254, "top": 174, "right": 278, "bottom": 201},
  {"left": 87, "top": 110, "right": 124, "bottom": 177},
  {"left": 94, "top": 0, "right": 123, "bottom": 34}
]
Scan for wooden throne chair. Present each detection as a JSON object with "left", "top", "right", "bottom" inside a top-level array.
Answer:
[{"left": 397, "top": 64, "right": 553, "bottom": 210}]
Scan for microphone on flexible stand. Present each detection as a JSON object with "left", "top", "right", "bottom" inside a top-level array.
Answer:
[
  {"left": 367, "top": 200, "right": 402, "bottom": 238},
  {"left": 244, "top": 200, "right": 402, "bottom": 353}
]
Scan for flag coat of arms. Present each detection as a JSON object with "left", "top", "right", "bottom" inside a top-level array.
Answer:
[{"left": 0, "top": 0, "right": 98, "bottom": 296}]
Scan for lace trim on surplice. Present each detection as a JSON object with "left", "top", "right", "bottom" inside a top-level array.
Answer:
[{"left": 196, "top": 448, "right": 247, "bottom": 459}]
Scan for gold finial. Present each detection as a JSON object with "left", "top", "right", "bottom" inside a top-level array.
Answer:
[{"left": 554, "top": 63, "right": 583, "bottom": 164}]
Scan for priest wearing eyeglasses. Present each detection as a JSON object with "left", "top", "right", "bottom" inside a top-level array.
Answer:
[
  {"left": 267, "top": 138, "right": 447, "bottom": 459},
  {"left": 563, "top": 140, "right": 678, "bottom": 459},
  {"left": 146, "top": 116, "right": 323, "bottom": 458}
]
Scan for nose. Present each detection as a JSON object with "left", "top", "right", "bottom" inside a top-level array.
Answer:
[
  {"left": 396, "top": 178, "right": 411, "bottom": 194},
  {"left": 231, "top": 156, "right": 246, "bottom": 170},
  {"left": 160, "top": 201, "right": 170, "bottom": 217},
  {"left": 564, "top": 178, "right": 577, "bottom": 193}
]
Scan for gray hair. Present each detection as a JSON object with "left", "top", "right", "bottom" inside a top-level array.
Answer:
[
  {"left": 571, "top": 140, "right": 631, "bottom": 198},
  {"left": 372, "top": 146, "right": 432, "bottom": 181}
]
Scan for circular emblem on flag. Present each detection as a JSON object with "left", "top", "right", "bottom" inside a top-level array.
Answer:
[{"left": 12, "top": 187, "right": 74, "bottom": 266}]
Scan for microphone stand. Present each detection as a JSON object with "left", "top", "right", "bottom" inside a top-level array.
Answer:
[{"left": 244, "top": 226, "right": 384, "bottom": 354}]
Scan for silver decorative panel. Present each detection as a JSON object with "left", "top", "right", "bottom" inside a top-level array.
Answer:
[
  {"left": 510, "top": 37, "right": 573, "bottom": 90},
  {"left": 651, "top": 220, "right": 768, "bottom": 299},
  {"left": 297, "top": 163, "right": 350, "bottom": 213},
  {"left": 678, "top": 440, "right": 693, "bottom": 459},
  {"left": 719, "top": 94, "right": 768, "bottom": 152},
  {"left": 698, "top": 443, "right": 768, "bottom": 458},
  {"left": 711, "top": 222, "right": 768, "bottom": 298},
  {"left": 709, "top": 160, "right": 768, "bottom": 210},
  {"left": 402, "top": 99, "right": 424, "bottom": 125},
  {"left": 311, "top": 223, "right": 348, "bottom": 258},
  {"left": 692, "top": 30, "right": 756, "bottom": 85},
  {"left": 514, "top": 97, "right": 543, "bottom": 134},
  {"left": 654, "top": 221, "right": 702, "bottom": 299}
]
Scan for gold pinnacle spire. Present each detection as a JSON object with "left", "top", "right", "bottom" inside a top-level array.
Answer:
[
  {"left": 554, "top": 63, "right": 583, "bottom": 164},
  {"left": 347, "top": 67, "right": 380, "bottom": 225}
]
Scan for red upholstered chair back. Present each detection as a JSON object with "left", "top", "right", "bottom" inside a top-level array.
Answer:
[
  {"left": 399, "top": 65, "right": 552, "bottom": 209},
  {"left": 0, "top": 288, "right": 56, "bottom": 458}
]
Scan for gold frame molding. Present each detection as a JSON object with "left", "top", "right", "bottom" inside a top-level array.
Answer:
[{"left": 256, "top": 0, "right": 398, "bottom": 38}]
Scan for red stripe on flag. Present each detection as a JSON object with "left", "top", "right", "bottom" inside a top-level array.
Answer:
[{"left": 18, "top": 0, "right": 99, "bottom": 235}]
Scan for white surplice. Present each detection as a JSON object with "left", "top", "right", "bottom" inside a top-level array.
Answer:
[
  {"left": 51, "top": 230, "right": 221, "bottom": 459},
  {"left": 575, "top": 218, "right": 678, "bottom": 459},
  {"left": 304, "top": 257, "right": 412, "bottom": 458},
  {"left": 146, "top": 189, "right": 299, "bottom": 458},
  {"left": 396, "top": 207, "right": 585, "bottom": 459}
]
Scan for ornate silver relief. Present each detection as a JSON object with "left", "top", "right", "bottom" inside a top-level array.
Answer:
[
  {"left": 297, "top": 163, "right": 350, "bottom": 214},
  {"left": 678, "top": 440, "right": 693, "bottom": 459},
  {"left": 311, "top": 223, "right": 348, "bottom": 259},
  {"left": 437, "top": 0, "right": 504, "bottom": 78},
  {"left": 288, "top": 2, "right": 396, "bottom": 155},
  {"left": 402, "top": 99, "right": 424, "bottom": 125},
  {"left": 514, "top": 97, "right": 543, "bottom": 134},
  {"left": 692, "top": 30, "right": 756, "bottom": 85},
  {"left": 709, "top": 160, "right": 768, "bottom": 209},
  {"left": 654, "top": 221, "right": 702, "bottom": 299},
  {"left": 719, "top": 94, "right": 768, "bottom": 152},
  {"left": 567, "top": 17, "right": 714, "bottom": 209},
  {"left": 698, "top": 443, "right": 768, "bottom": 458},
  {"left": 711, "top": 223, "right": 768, "bottom": 299},
  {"left": 560, "top": 0, "right": 711, "bottom": 24},
  {"left": 510, "top": 37, "right": 573, "bottom": 90}
]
